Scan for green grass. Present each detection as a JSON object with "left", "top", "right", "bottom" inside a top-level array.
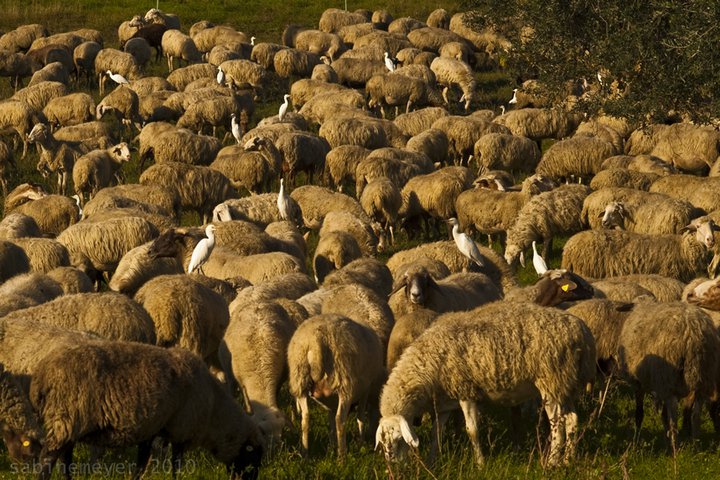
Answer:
[{"left": 3, "top": 2, "right": 720, "bottom": 479}]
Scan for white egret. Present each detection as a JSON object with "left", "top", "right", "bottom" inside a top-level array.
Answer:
[
  {"left": 532, "top": 240, "right": 548, "bottom": 276},
  {"left": 230, "top": 113, "right": 242, "bottom": 144},
  {"left": 448, "top": 217, "right": 484, "bottom": 270},
  {"left": 499, "top": 105, "right": 506, "bottom": 115},
  {"left": 508, "top": 88, "right": 518, "bottom": 105},
  {"left": 106, "top": 70, "right": 129, "bottom": 85},
  {"left": 71, "top": 194, "right": 83, "bottom": 218},
  {"left": 277, "top": 178, "right": 290, "bottom": 220},
  {"left": 278, "top": 94, "right": 290, "bottom": 122},
  {"left": 383, "top": 51, "right": 396, "bottom": 72},
  {"left": 217, "top": 66, "right": 225, "bottom": 85},
  {"left": 250, "top": 36, "right": 256, "bottom": 46},
  {"left": 187, "top": 224, "right": 216, "bottom": 274}
]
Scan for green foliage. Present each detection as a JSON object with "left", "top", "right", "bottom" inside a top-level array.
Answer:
[{"left": 464, "top": 0, "right": 720, "bottom": 123}]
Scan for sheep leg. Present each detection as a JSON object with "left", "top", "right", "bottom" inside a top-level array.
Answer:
[
  {"left": 709, "top": 400, "right": 720, "bottom": 433},
  {"left": 133, "top": 440, "right": 152, "bottom": 479},
  {"left": 633, "top": 389, "right": 644, "bottom": 443},
  {"left": 171, "top": 442, "right": 186, "bottom": 477},
  {"left": 542, "top": 238, "right": 552, "bottom": 263},
  {"left": 429, "top": 410, "right": 450, "bottom": 463},
  {"left": 543, "top": 400, "right": 564, "bottom": 467},
  {"left": 406, "top": 100, "right": 412, "bottom": 114},
  {"left": 335, "top": 396, "right": 352, "bottom": 459},
  {"left": 167, "top": 55, "right": 173, "bottom": 73},
  {"left": 661, "top": 397, "right": 679, "bottom": 456},
  {"left": 563, "top": 408, "right": 578, "bottom": 464},
  {"left": 298, "top": 395, "right": 310, "bottom": 456},
  {"left": 459, "top": 400, "right": 484, "bottom": 465},
  {"left": 37, "top": 446, "right": 62, "bottom": 480}
]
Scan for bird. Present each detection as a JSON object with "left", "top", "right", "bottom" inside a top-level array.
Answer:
[
  {"left": 71, "top": 194, "right": 83, "bottom": 218},
  {"left": 499, "top": 105, "right": 506, "bottom": 115},
  {"left": 250, "top": 36, "right": 256, "bottom": 46},
  {"left": 230, "top": 113, "right": 242, "bottom": 144},
  {"left": 106, "top": 70, "right": 129, "bottom": 85},
  {"left": 187, "top": 224, "right": 216, "bottom": 274},
  {"left": 448, "top": 218, "right": 484, "bottom": 270},
  {"left": 532, "top": 240, "right": 548, "bottom": 276},
  {"left": 278, "top": 94, "right": 290, "bottom": 122},
  {"left": 383, "top": 51, "right": 396, "bottom": 72},
  {"left": 508, "top": 88, "right": 518, "bottom": 105},
  {"left": 277, "top": 178, "right": 291, "bottom": 220},
  {"left": 216, "top": 66, "right": 225, "bottom": 85}
]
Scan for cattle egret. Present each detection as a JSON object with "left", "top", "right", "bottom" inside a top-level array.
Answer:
[
  {"left": 448, "top": 217, "right": 484, "bottom": 269},
  {"left": 278, "top": 94, "right": 290, "bottom": 122},
  {"left": 230, "top": 113, "right": 242, "bottom": 144},
  {"left": 250, "top": 36, "right": 256, "bottom": 46},
  {"left": 499, "top": 105, "right": 506, "bottom": 115},
  {"left": 384, "top": 51, "right": 396, "bottom": 72},
  {"left": 277, "top": 178, "right": 290, "bottom": 220},
  {"left": 106, "top": 70, "right": 129, "bottom": 85},
  {"left": 187, "top": 224, "right": 216, "bottom": 274},
  {"left": 508, "top": 88, "right": 518, "bottom": 104},
  {"left": 217, "top": 66, "right": 225, "bottom": 85},
  {"left": 532, "top": 240, "right": 548, "bottom": 276},
  {"left": 71, "top": 194, "right": 83, "bottom": 217}
]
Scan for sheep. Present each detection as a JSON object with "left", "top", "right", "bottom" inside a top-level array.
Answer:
[
  {"left": 473, "top": 132, "right": 541, "bottom": 174},
  {"left": 0, "top": 271, "right": 63, "bottom": 316},
  {"left": 388, "top": 267, "right": 502, "bottom": 318},
  {"left": 222, "top": 301, "right": 297, "bottom": 448},
  {"left": 276, "top": 131, "right": 330, "bottom": 185},
  {"left": 324, "top": 144, "right": 370, "bottom": 191},
  {"left": 28, "top": 122, "right": 82, "bottom": 194},
  {"left": 25, "top": 43, "right": 73, "bottom": 74},
  {"left": 0, "top": 240, "right": 30, "bottom": 282},
  {"left": 393, "top": 106, "right": 449, "bottom": 137},
  {"left": 387, "top": 240, "right": 518, "bottom": 294},
  {"left": 299, "top": 91, "right": 368, "bottom": 126},
  {"left": 581, "top": 187, "right": 699, "bottom": 234},
  {"left": 0, "top": 213, "right": 40, "bottom": 239},
  {"left": 290, "top": 185, "right": 368, "bottom": 229},
  {"left": 360, "top": 177, "right": 402, "bottom": 244},
  {"left": 30, "top": 341, "right": 263, "bottom": 479},
  {"left": 431, "top": 115, "right": 510, "bottom": 164},
  {"left": 597, "top": 274, "right": 685, "bottom": 302},
  {"left": 134, "top": 274, "right": 230, "bottom": 374},
  {"left": 385, "top": 308, "right": 439, "bottom": 372},
  {"left": 211, "top": 136, "right": 281, "bottom": 194},
  {"left": 353, "top": 31, "right": 411, "bottom": 56},
  {"left": 330, "top": 57, "right": 387, "bottom": 88},
  {"left": 140, "top": 162, "right": 237, "bottom": 223},
  {"left": 28, "top": 61, "right": 69, "bottom": 87},
  {"left": 561, "top": 217, "right": 717, "bottom": 282},
  {"left": 645, "top": 123, "right": 720, "bottom": 174},
  {"left": 193, "top": 26, "right": 248, "bottom": 53},
  {"left": 456, "top": 174, "right": 557, "bottom": 249},
  {"left": 231, "top": 272, "right": 316, "bottom": 306},
  {"left": 322, "top": 257, "right": 393, "bottom": 299},
  {"left": 213, "top": 194, "right": 303, "bottom": 228},
  {"left": 617, "top": 302, "right": 719, "bottom": 449},
  {"left": 427, "top": 9, "right": 451, "bottom": 29},
  {"left": 576, "top": 116, "right": 631, "bottom": 152},
  {"left": 0, "top": 138, "right": 13, "bottom": 196},
  {"left": 125, "top": 22, "right": 167, "bottom": 61},
  {"left": 162, "top": 29, "right": 201, "bottom": 72},
  {"left": 53, "top": 119, "right": 117, "bottom": 149},
  {"left": 429, "top": 56, "right": 476, "bottom": 110},
  {"left": 42, "top": 92, "right": 94, "bottom": 129},
  {"left": 319, "top": 210, "right": 382, "bottom": 256},
  {"left": 94, "top": 48, "right": 141, "bottom": 93},
  {"left": 46, "top": 266, "right": 93, "bottom": 294},
  {"left": 288, "top": 313, "right": 385, "bottom": 457},
  {"left": 600, "top": 154, "right": 677, "bottom": 177},
  {"left": 319, "top": 8, "right": 368, "bottom": 33},
  {"left": 10, "top": 237, "right": 70, "bottom": 273},
  {"left": 145, "top": 127, "right": 222, "bottom": 167},
  {"left": 0, "top": 50, "right": 37, "bottom": 90},
  {"left": 144, "top": 7, "right": 181, "bottom": 30},
  {"left": 176, "top": 92, "right": 250, "bottom": 137},
  {"left": 589, "top": 167, "right": 659, "bottom": 191},
  {"left": 3, "top": 291, "right": 155, "bottom": 343},
  {"left": 122, "top": 37, "right": 152, "bottom": 69},
  {"left": 107, "top": 241, "right": 182, "bottom": 295},
  {"left": 503, "top": 268, "right": 595, "bottom": 307},
  {"left": 354, "top": 149, "right": 432, "bottom": 197},
  {"left": 294, "top": 30, "right": 346, "bottom": 60},
  {"left": 535, "top": 136, "right": 618, "bottom": 182},
  {"left": 0, "top": 362, "right": 44, "bottom": 464},
  {"left": 57, "top": 215, "right": 158, "bottom": 275},
  {"left": 72, "top": 142, "right": 132, "bottom": 203},
  {"left": 207, "top": 43, "right": 246, "bottom": 66},
  {"left": 504, "top": 184, "right": 591, "bottom": 267},
  {"left": 365, "top": 72, "right": 430, "bottom": 117},
  {"left": 649, "top": 175, "right": 720, "bottom": 214},
  {"left": 117, "top": 15, "right": 146, "bottom": 47},
  {"left": 0, "top": 99, "right": 42, "bottom": 158},
  {"left": 313, "top": 231, "right": 363, "bottom": 283},
  {"left": 495, "top": 108, "right": 582, "bottom": 142},
  {"left": 166, "top": 63, "right": 217, "bottom": 91},
  {"left": 337, "top": 23, "right": 376, "bottom": 46},
  {"left": 9, "top": 194, "right": 79, "bottom": 237},
  {"left": 0, "top": 23, "right": 47, "bottom": 53},
  {"left": 12, "top": 80, "right": 67, "bottom": 111},
  {"left": 220, "top": 59, "right": 271, "bottom": 92},
  {"left": 387, "top": 17, "right": 426, "bottom": 36},
  {"left": 250, "top": 42, "right": 287, "bottom": 70},
  {"left": 83, "top": 183, "right": 180, "bottom": 221},
  {"left": 376, "top": 301, "right": 595, "bottom": 466},
  {"left": 96, "top": 85, "right": 141, "bottom": 134}
]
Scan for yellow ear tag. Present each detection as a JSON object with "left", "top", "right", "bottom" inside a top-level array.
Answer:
[
  {"left": 22, "top": 440, "right": 30, "bottom": 447},
  {"left": 561, "top": 284, "right": 570, "bottom": 292}
]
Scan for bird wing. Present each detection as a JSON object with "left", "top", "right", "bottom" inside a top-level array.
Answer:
[
  {"left": 187, "top": 239, "right": 208, "bottom": 272},
  {"left": 461, "top": 234, "right": 485, "bottom": 267}
]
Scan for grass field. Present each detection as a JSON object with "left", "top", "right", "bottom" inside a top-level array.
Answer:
[{"left": 1, "top": 1, "right": 719, "bottom": 479}]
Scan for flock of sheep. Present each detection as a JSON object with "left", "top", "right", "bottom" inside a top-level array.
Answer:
[{"left": 1, "top": 3, "right": 720, "bottom": 479}]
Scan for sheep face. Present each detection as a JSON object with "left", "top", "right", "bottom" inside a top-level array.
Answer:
[
  {"left": 1, "top": 426, "right": 42, "bottom": 464},
  {"left": 534, "top": 270, "right": 594, "bottom": 306},
  {"left": 213, "top": 203, "right": 233, "bottom": 222},
  {"left": 27, "top": 123, "right": 48, "bottom": 144},
  {"left": 228, "top": 438, "right": 263, "bottom": 480},
  {"left": 375, "top": 415, "right": 419, "bottom": 462},
  {"left": 684, "top": 218, "right": 716, "bottom": 249},
  {"left": 599, "top": 201, "right": 628, "bottom": 229},
  {"left": 112, "top": 143, "right": 132, "bottom": 163}
]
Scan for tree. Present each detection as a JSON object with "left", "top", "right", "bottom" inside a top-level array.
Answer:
[{"left": 465, "top": 0, "right": 720, "bottom": 124}]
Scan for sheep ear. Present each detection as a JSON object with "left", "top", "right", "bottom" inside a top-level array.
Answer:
[
  {"left": 389, "top": 276, "right": 408, "bottom": 297},
  {"left": 680, "top": 223, "right": 698, "bottom": 233},
  {"left": 596, "top": 210, "right": 604, "bottom": 219},
  {"left": 560, "top": 280, "right": 577, "bottom": 292},
  {"left": 427, "top": 275, "right": 440, "bottom": 291},
  {"left": 398, "top": 416, "right": 419, "bottom": 448},
  {"left": 615, "top": 302, "right": 635, "bottom": 312},
  {"left": 374, "top": 424, "right": 384, "bottom": 450}
]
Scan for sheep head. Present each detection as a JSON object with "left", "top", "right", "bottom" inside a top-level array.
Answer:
[
  {"left": 213, "top": 203, "right": 233, "bottom": 222},
  {"left": 111, "top": 142, "right": 132, "bottom": 163},
  {"left": 681, "top": 217, "right": 717, "bottom": 249},
  {"left": 375, "top": 415, "right": 419, "bottom": 462},
  {"left": 27, "top": 123, "right": 48, "bottom": 144},
  {"left": 687, "top": 277, "right": 720, "bottom": 308},
  {"left": 534, "top": 269, "right": 594, "bottom": 307},
  {"left": 147, "top": 229, "right": 184, "bottom": 259},
  {"left": 599, "top": 201, "right": 631, "bottom": 229}
]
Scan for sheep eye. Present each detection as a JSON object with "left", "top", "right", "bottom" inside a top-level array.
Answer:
[{"left": 246, "top": 445, "right": 254, "bottom": 452}]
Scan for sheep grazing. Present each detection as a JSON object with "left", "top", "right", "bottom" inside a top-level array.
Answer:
[
  {"left": 211, "top": 136, "right": 281, "bottom": 194},
  {"left": 10, "top": 237, "right": 70, "bottom": 273},
  {"left": 535, "top": 135, "right": 618, "bottom": 182},
  {"left": 473, "top": 132, "right": 541, "bottom": 174},
  {"left": 42, "top": 92, "right": 95, "bottom": 129},
  {"left": 504, "top": 184, "right": 590, "bottom": 267},
  {"left": 275, "top": 131, "right": 330, "bottom": 185},
  {"left": 376, "top": 301, "right": 595, "bottom": 466},
  {"left": 0, "top": 213, "right": 41, "bottom": 239},
  {"left": 649, "top": 175, "right": 720, "bottom": 214},
  {"left": 600, "top": 154, "right": 677, "bottom": 177},
  {"left": 618, "top": 302, "right": 719, "bottom": 450},
  {"left": 8, "top": 193, "right": 79, "bottom": 237},
  {"left": 30, "top": 341, "right": 263, "bottom": 479},
  {"left": 214, "top": 193, "right": 302, "bottom": 227},
  {"left": 290, "top": 185, "right": 368, "bottom": 229},
  {"left": 589, "top": 167, "right": 659, "bottom": 191},
  {"left": 288, "top": 313, "right": 385, "bottom": 457},
  {"left": 0, "top": 363, "right": 43, "bottom": 464},
  {"left": 430, "top": 56, "right": 476, "bottom": 110},
  {"left": 108, "top": 241, "right": 182, "bottom": 295},
  {"left": 94, "top": 48, "right": 141, "bottom": 94},
  {"left": 562, "top": 217, "right": 717, "bottom": 282},
  {"left": 494, "top": 108, "right": 582, "bottom": 142},
  {"left": 388, "top": 267, "right": 502, "bottom": 318},
  {"left": 72, "top": 142, "right": 132, "bottom": 204},
  {"left": 366, "top": 72, "right": 430, "bottom": 118},
  {"left": 322, "top": 257, "right": 393, "bottom": 299},
  {"left": 360, "top": 177, "right": 401, "bottom": 244},
  {"left": 0, "top": 99, "right": 42, "bottom": 159},
  {"left": 313, "top": 230, "right": 362, "bottom": 283},
  {"left": 162, "top": 29, "right": 202, "bottom": 72}
]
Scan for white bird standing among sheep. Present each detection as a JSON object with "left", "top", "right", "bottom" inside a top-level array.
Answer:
[
  {"left": 250, "top": 36, "right": 256, "bottom": 46},
  {"left": 278, "top": 94, "right": 290, "bottom": 122},
  {"left": 448, "top": 217, "right": 484, "bottom": 270},
  {"left": 187, "top": 224, "right": 216, "bottom": 274},
  {"left": 71, "top": 194, "right": 83, "bottom": 218},
  {"left": 230, "top": 113, "right": 242, "bottom": 144},
  {"left": 106, "top": 70, "right": 129, "bottom": 85},
  {"left": 508, "top": 88, "right": 518, "bottom": 105},
  {"left": 384, "top": 51, "right": 396, "bottom": 72},
  {"left": 532, "top": 240, "right": 548, "bottom": 276},
  {"left": 216, "top": 66, "right": 225, "bottom": 85},
  {"left": 277, "top": 178, "right": 290, "bottom": 221}
]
